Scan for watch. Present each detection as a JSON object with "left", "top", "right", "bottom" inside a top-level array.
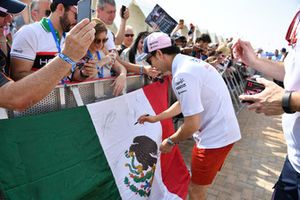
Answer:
[
  {"left": 282, "top": 91, "right": 295, "bottom": 114},
  {"left": 167, "top": 137, "right": 177, "bottom": 146}
]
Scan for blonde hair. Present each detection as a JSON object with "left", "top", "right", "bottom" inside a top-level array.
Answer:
[
  {"left": 216, "top": 43, "right": 231, "bottom": 56},
  {"left": 91, "top": 18, "right": 107, "bottom": 36}
]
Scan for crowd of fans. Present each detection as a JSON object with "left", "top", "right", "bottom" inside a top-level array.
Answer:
[
  {"left": 0, "top": 0, "right": 288, "bottom": 100},
  {"left": 1, "top": 1, "right": 296, "bottom": 200}
]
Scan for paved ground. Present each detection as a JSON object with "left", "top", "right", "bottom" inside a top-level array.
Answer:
[{"left": 178, "top": 108, "right": 286, "bottom": 200}]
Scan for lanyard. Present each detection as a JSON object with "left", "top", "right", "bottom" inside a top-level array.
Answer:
[
  {"left": 47, "top": 19, "right": 68, "bottom": 85},
  {"left": 87, "top": 50, "right": 103, "bottom": 78},
  {"left": 47, "top": 19, "right": 65, "bottom": 53}
]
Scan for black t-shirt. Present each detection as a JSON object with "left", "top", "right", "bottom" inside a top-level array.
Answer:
[{"left": 117, "top": 44, "right": 127, "bottom": 56}]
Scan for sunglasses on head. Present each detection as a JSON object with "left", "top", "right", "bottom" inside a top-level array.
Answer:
[
  {"left": 125, "top": 34, "right": 134, "bottom": 37},
  {"left": 0, "top": 11, "right": 9, "bottom": 17},
  {"left": 94, "top": 38, "right": 108, "bottom": 44}
]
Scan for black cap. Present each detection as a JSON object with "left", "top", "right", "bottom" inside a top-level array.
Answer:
[
  {"left": 171, "top": 32, "right": 186, "bottom": 41},
  {"left": 0, "top": 0, "right": 26, "bottom": 14},
  {"left": 52, "top": 0, "right": 80, "bottom": 6}
]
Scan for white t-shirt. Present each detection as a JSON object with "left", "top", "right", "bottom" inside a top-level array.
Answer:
[
  {"left": 11, "top": 19, "right": 65, "bottom": 70},
  {"left": 120, "top": 48, "right": 149, "bottom": 66},
  {"left": 105, "top": 29, "right": 116, "bottom": 51},
  {"left": 282, "top": 25, "right": 300, "bottom": 173},
  {"left": 172, "top": 54, "right": 241, "bottom": 149}
]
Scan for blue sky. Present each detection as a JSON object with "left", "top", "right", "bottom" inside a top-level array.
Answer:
[{"left": 115, "top": 0, "right": 299, "bottom": 52}]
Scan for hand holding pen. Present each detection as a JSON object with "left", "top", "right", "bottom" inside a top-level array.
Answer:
[{"left": 135, "top": 114, "right": 158, "bottom": 125}]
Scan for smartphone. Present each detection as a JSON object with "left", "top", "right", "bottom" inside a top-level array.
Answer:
[
  {"left": 244, "top": 79, "right": 265, "bottom": 95},
  {"left": 77, "top": 0, "right": 92, "bottom": 23},
  {"left": 241, "top": 79, "right": 265, "bottom": 103},
  {"left": 121, "top": 5, "right": 126, "bottom": 19},
  {"left": 76, "top": 56, "right": 90, "bottom": 69}
]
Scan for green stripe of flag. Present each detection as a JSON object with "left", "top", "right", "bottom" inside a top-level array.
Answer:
[{"left": 0, "top": 106, "right": 121, "bottom": 200}]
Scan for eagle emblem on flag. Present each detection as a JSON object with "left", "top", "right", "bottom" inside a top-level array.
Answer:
[{"left": 124, "top": 136, "right": 158, "bottom": 197}]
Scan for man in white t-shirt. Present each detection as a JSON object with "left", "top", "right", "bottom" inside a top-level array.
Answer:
[
  {"left": 10, "top": 0, "right": 79, "bottom": 81},
  {"left": 96, "top": 0, "right": 129, "bottom": 51},
  {"left": 0, "top": 0, "right": 96, "bottom": 111},
  {"left": 234, "top": 10, "right": 300, "bottom": 200},
  {"left": 137, "top": 32, "right": 241, "bottom": 200},
  {"left": 96, "top": 0, "right": 160, "bottom": 78}
]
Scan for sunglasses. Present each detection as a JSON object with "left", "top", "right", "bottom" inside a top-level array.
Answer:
[
  {"left": 0, "top": 11, "right": 8, "bottom": 17},
  {"left": 125, "top": 34, "right": 134, "bottom": 37},
  {"left": 146, "top": 57, "right": 152, "bottom": 65},
  {"left": 94, "top": 38, "right": 108, "bottom": 44},
  {"left": 146, "top": 54, "right": 154, "bottom": 65}
]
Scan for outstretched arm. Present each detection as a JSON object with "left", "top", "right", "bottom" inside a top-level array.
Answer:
[
  {"left": 160, "top": 113, "right": 200, "bottom": 153},
  {"left": 111, "top": 60, "right": 127, "bottom": 96},
  {"left": 138, "top": 101, "right": 182, "bottom": 124},
  {"left": 117, "top": 56, "right": 160, "bottom": 78},
  {"left": 114, "top": 7, "right": 129, "bottom": 45},
  {"left": 0, "top": 19, "right": 95, "bottom": 110},
  {"left": 240, "top": 78, "right": 300, "bottom": 116},
  {"left": 233, "top": 39, "right": 285, "bottom": 80}
]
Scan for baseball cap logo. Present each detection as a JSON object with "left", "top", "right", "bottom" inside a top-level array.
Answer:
[{"left": 149, "top": 41, "right": 159, "bottom": 49}]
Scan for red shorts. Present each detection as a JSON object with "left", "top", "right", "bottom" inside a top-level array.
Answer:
[{"left": 191, "top": 143, "right": 234, "bottom": 185}]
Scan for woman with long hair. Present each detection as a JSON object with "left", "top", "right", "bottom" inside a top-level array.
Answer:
[{"left": 120, "top": 31, "right": 149, "bottom": 66}]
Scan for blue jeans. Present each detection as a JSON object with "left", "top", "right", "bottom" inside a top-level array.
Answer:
[{"left": 272, "top": 157, "right": 300, "bottom": 200}]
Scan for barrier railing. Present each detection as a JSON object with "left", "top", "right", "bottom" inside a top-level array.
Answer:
[
  {"left": 222, "top": 63, "right": 246, "bottom": 115},
  {"left": 1, "top": 64, "right": 247, "bottom": 120},
  {"left": 3, "top": 75, "right": 148, "bottom": 119}
]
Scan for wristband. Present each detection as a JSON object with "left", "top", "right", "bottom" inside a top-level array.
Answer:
[
  {"left": 282, "top": 91, "right": 295, "bottom": 114},
  {"left": 140, "top": 66, "right": 143, "bottom": 75},
  {"left": 167, "top": 137, "right": 177, "bottom": 146},
  {"left": 58, "top": 53, "right": 76, "bottom": 73}
]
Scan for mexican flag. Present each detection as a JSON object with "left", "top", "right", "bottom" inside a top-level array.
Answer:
[{"left": 0, "top": 80, "right": 190, "bottom": 200}]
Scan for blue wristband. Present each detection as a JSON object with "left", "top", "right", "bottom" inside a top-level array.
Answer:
[
  {"left": 140, "top": 66, "right": 143, "bottom": 75},
  {"left": 58, "top": 53, "right": 76, "bottom": 72}
]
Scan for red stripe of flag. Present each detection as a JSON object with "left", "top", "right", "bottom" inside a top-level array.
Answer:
[{"left": 143, "top": 77, "right": 190, "bottom": 199}]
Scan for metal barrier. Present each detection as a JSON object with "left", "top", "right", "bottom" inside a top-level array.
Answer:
[
  {"left": 4, "top": 75, "right": 148, "bottom": 119},
  {"left": 1, "top": 64, "right": 247, "bottom": 120},
  {"left": 223, "top": 64, "right": 245, "bottom": 115},
  {"left": 222, "top": 64, "right": 246, "bottom": 115}
]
